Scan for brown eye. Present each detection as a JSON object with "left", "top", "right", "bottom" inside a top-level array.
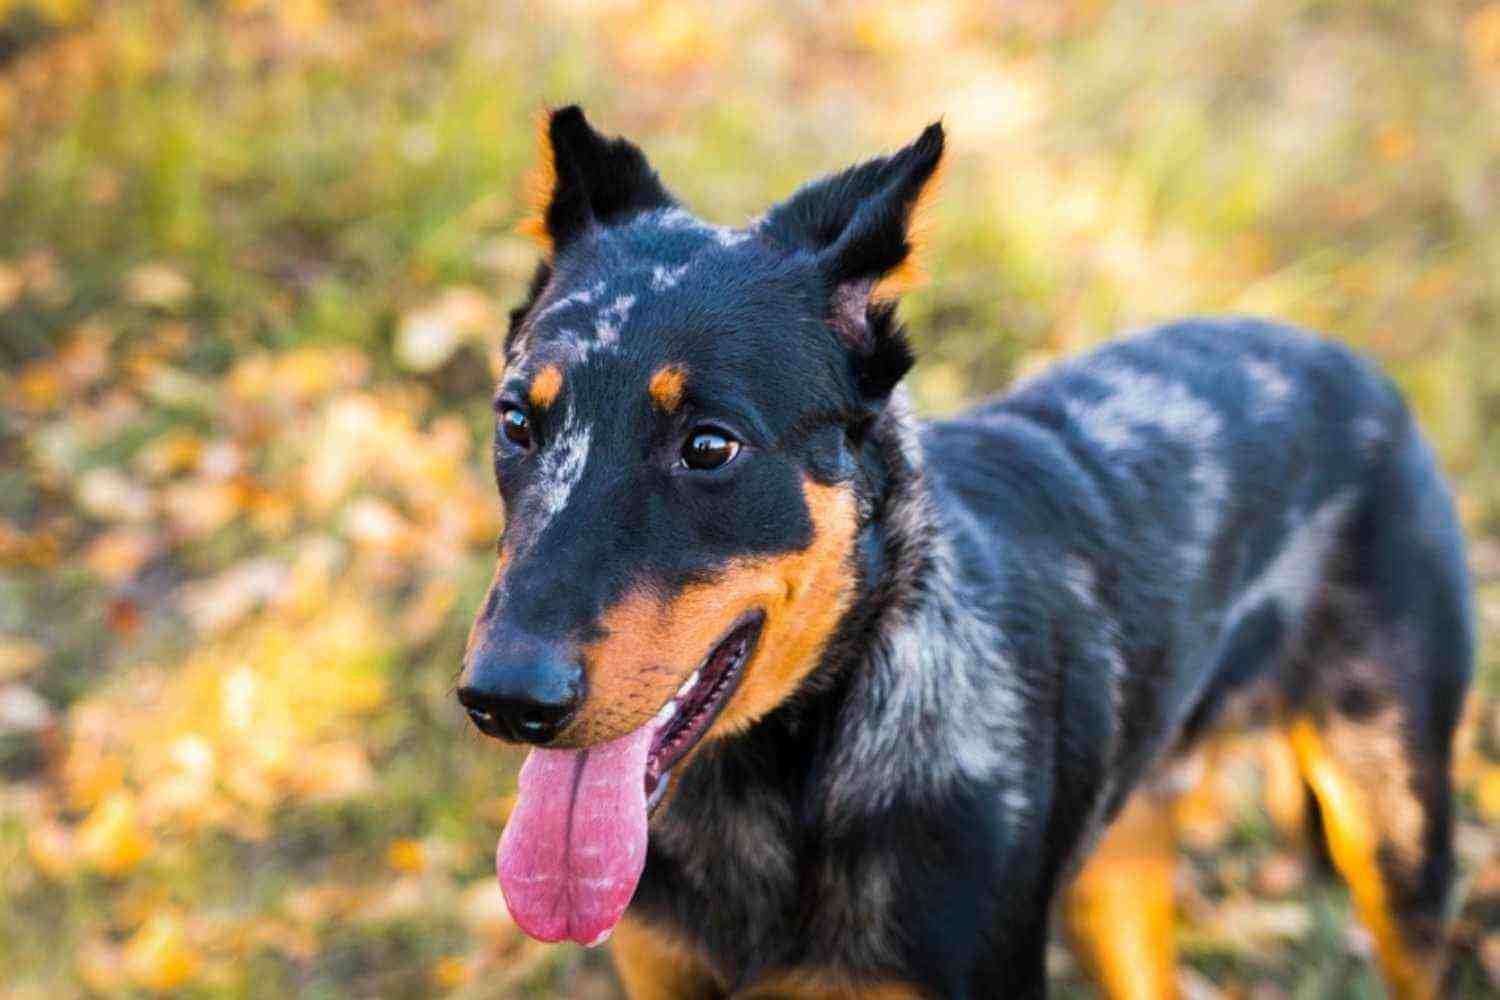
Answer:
[
  {"left": 500, "top": 406, "right": 532, "bottom": 450},
  {"left": 681, "top": 429, "right": 740, "bottom": 471}
]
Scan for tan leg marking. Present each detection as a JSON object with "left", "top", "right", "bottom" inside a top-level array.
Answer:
[
  {"left": 1287, "top": 716, "right": 1442, "bottom": 999},
  {"left": 1262, "top": 727, "right": 1308, "bottom": 840},
  {"left": 1064, "top": 790, "right": 1179, "bottom": 1000}
]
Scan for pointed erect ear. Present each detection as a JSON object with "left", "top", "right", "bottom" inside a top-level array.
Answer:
[
  {"left": 761, "top": 122, "right": 945, "bottom": 400},
  {"left": 518, "top": 106, "right": 677, "bottom": 255}
]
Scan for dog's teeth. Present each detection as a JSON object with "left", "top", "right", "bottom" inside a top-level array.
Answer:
[
  {"left": 654, "top": 700, "right": 677, "bottom": 726},
  {"left": 675, "top": 670, "right": 700, "bottom": 699}
]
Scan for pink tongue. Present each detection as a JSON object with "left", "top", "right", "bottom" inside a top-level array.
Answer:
[{"left": 496, "top": 722, "right": 656, "bottom": 946}]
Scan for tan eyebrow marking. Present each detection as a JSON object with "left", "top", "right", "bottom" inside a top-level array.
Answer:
[
  {"left": 649, "top": 365, "right": 688, "bottom": 412},
  {"left": 529, "top": 364, "right": 563, "bottom": 409}
]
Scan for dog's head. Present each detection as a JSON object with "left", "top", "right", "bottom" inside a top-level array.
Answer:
[{"left": 460, "top": 107, "right": 943, "bottom": 945}]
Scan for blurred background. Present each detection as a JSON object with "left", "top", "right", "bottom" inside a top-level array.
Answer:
[{"left": 0, "top": 0, "right": 1496, "bottom": 996}]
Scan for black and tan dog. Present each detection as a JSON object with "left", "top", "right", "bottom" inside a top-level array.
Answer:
[{"left": 457, "top": 108, "right": 1474, "bottom": 998}]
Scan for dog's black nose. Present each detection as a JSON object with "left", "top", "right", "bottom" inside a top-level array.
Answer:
[{"left": 458, "top": 638, "right": 584, "bottom": 745}]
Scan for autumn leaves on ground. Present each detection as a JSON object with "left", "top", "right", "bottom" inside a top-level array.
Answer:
[{"left": 0, "top": 1, "right": 1497, "bottom": 997}]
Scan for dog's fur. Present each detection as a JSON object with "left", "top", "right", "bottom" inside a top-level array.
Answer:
[{"left": 461, "top": 108, "right": 1474, "bottom": 998}]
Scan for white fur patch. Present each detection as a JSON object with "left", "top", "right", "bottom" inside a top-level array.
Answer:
[
  {"left": 711, "top": 226, "right": 752, "bottom": 247},
  {"left": 1069, "top": 366, "right": 1223, "bottom": 453},
  {"left": 534, "top": 280, "right": 604, "bottom": 323},
  {"left": 1222, "top": 490, "right": 1357, "bottom": 636},
  {"left": 650, "top": 263, "right": 691, "bottom": 291},
  {"left": 528, "top": 406, "right": 591, "bottom": 542},
  {"left": 1243, "top": 357, "right": 1294, "bottom": 417},
  {"left": 1069, "top": 365, "right": 1228, "bottom": 561},
  {"left": 593, "top": 294, "right": 635, "bottom": 347}
]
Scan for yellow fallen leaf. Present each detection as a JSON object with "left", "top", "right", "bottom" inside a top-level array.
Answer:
[
  {"left": 123, "top": 912, "right": 200, "bottom": 992},
  {"left": 64, "top": 748, "right": 125, "bottom": 809},
  {"left": 432, "top": 954, "right": 472, "bottom": 990},
  {"left": 386, "top": 838, "right": 427, "bottom": 874},
  {"left": 1476, "top": 765, "right": 1500, "bottom": 825},
  {"left": 77, "top": 791, "right": 151, "bottom": 876}
]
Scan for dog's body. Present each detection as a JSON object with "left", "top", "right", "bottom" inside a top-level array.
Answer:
[{"left": 460, "top": 110, "right": 1473, "bottom": 998}]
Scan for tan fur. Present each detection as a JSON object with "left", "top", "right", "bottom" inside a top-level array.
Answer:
[
  {"left": 528, "top": 363, "right": 563, "bottom": 409},
  {"left": 1287, "top": 715, "right": 1443, "bottom": 999},
  {"left": 516, "top": 108, "right": 557, "bottom": 253},
  {"left": 743, "top": 972, "right": 932, "bottom": 999},
  {"left": 1262, "top": 727, "right": 1308, "bottom": 838},
  {"left": 872, "top": 153, "right": 947, "bottom": 301},
  {"left": 648, "top": 364, "right": 688, "bottom": 412},
  {"left": 562, "top": 480, "right": 857, "bottom": 751},
  {"left": 1064, "top": 790, "right": 1179, "bottom": 1000},
  {"left": 611, "top": 916, "right": 718, "bottom": 1000}
]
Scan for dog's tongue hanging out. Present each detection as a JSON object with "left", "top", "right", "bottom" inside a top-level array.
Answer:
[{"left": 496, "top": 722, "right": 657, "bottom": 946}]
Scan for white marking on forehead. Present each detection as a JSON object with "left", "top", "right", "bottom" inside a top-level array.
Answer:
[
  {"left": 649, "top": 207, "right": 751, "bottom": 247},
  {"left": 654, "top": 207, "right": 701, "bottom": 230},
  {"left": 1243, "top": 357, "right": 1293, "bottom": 417},
  {"left": 711, "top": 227, "right": 751, "bottom": 247},
  {"left": 593, "top": 294, "right": 636, "bottom": 347},
  {"left": 534, "top": 280, "right": 604, "bottom": 323},
  {"left": 528, "top": 405, "right": 592, "bottom": 542},
  {"left": 650, "top": 263, "right": 690, "bottom": 291}
]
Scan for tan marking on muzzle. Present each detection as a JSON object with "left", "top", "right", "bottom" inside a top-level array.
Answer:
[{"left": 559, "top": 480, "right": 858, "bottom": 748}]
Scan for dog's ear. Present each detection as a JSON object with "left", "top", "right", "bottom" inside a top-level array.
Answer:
[
  {"left": 518, "top": 106, "right": 676, "bottom": 255},
  {"left": 761, "top": 122, "right": 945, "bottom": 401}
]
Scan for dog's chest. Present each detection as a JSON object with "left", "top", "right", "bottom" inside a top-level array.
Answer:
[{"left": 639, "top": 795, "right": 910, "bottom": 985}]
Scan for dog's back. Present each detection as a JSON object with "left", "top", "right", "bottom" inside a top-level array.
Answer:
[{"left": 919, "top": 317, "right": 1472, "bottom": 996}]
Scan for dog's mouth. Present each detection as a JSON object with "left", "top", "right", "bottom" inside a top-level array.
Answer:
[
  {"left": 644, "top": 611, "right": 763, "bottom": 814},
  {"left": 494, "top": 609, "right": 765, "bottom": 947}
]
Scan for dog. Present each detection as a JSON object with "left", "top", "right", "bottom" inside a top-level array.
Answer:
[{"left": 457, "top": 107, "right": 1474, "bottom": 998}]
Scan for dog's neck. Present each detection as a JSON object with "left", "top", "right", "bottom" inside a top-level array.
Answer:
[{"left": 803, "top": 388, "right": 1035, "bottom": 830}]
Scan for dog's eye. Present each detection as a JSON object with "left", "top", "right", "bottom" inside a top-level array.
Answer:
[
  {"left": 500, "top": 406, "right": 533, "bottom": 450},
  {"left": 681, "top": 429, "right": 740, "bottom": 471}
]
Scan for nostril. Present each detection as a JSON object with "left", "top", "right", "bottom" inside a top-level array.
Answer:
[{"left": 456, "top": 677, "right": 580, "bottom": 745}]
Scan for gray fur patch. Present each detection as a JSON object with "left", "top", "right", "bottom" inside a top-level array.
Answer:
[
  {"left": 649, "top": 263, "right": 691, "bottom": 291},
  {"left": 823, "top": 407, "right": 1031, "bottom": 827},
  {"left": 1069, "top": 365, "right": 1228, "bottom": 562},
  {"left": 1243, "top": 356, "right": 1294, "bottom": 416},
  {"left": 527, "top": 403, "right": 591, "bottom": 544},
  {"left": 1223, "top": 489, "right": 1358, "bottom": 639}
]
